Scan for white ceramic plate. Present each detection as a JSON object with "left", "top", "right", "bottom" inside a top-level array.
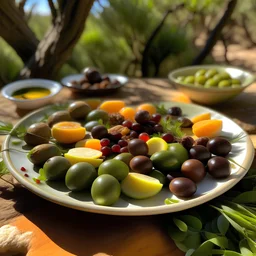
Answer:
[{"left": 2, "top": 102, "right": 254, "bottom": 216}]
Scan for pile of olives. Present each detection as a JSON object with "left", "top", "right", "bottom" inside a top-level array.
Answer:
[
  {"left": 23, "top": 101, "right": 234, "bottom": 206},
  {"left": 69, "top": 68, "right": 120, "bottom": 90},
  {"left": 176, "top": 69, "right": 242, "bottom": 88}
]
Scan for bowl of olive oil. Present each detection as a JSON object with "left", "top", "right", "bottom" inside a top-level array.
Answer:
[{"left": 1, "top": 79, "right": 62, "bottom": 109}]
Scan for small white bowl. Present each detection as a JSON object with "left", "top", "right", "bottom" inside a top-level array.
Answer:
[
  {"left": 1, "top": 79, "right": 62, "bottom": 109},
  {"left": 168, "top": 65, "right": 255, "bottom": 105}
]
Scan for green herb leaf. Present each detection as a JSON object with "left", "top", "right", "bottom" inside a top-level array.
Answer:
[
  {"left": 0, "top": 160, "right": 9, "bottom": 177},
  {"left": 165, "top": 198, "right": 180, "bottom": 204},
  {"left": 155, "top": 104, "right": 168, "bottom": 115},
  {"left": 223, "top": 251, "right": 243, "bottom": 256},
  {"left": 37, "top": 168, "right": 47, "bottom": 181},
  {"left": 233, "top": 191, "right": 256, "bottom": 204},
  {"left": 11, "top": 140, "right": 22, "bottom": 145},
  {"left": 0, "top": 122, "right": 13, "bottom": 135},
  {"left": 160, "top": 118, "right": 185, "bottom": 138},
  {"left": 179, "top": 215, "right": 202, "bottom": 231},
  {"left": 173, "top": 217, "right": 188, "bottom": 232},
  {"left": 239, "top": 239, "right": 254, "bottom": 256},
  {"left": 217, "top": 215, "right": 230, "bottom": 235}
]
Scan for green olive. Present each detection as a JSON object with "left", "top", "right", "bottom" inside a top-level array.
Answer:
[
  {"left": 148, "top": 170, "right": 167, "bottom": 185},
  {"left": 86, "top": 109, "right": 109, "bottom": 123},
  {"left": 220, "top": 72, "right": 231, "bottom": 80},
  {"left": 176, "top": 76, "right": 185, "bottom": 82},
  {"left": 231, "top": 79, "right": 241, "bottom": 85},
  {"left": 43, "top": 156, "right": 71, "bottom": 181},
  {"left": 91, "top": 174, "right": 121, "bottom": 206},
  {"left": 84, "top": 120, "right": 100, "bottom": 131},
  {"left": 114, "top": 153, "right": 133, "bottom": 166},
  {"left": 205, "top": 78, "right": 218, "bottom": 88},
  {"left": 212, "top": 74, "right": 222, "bottom": 83},
  {"left": 98, "top": 159, "right": 129, "bottom": 181},
  {"left": 232, "top": 84, "right": 241, "bottom": 88},
  {"left": 195, "top": 69, "right": 206, "bottom": 77},
  {"left": 218, "top": 80, "right": 231, "bottom": 88},
  {"left": 184, "top": 76, "right": 195, "bottom": 84},
  {"left": 65, "top": 162, "right": 97, "bottom": 191},
  {"left": 205, "top": 69, "right": 218, "bottom": 78},
  {"left": 68, "top": 101, "right": 91, "bottom": 120},
  {"left": 195, "top": 75, "right": 206, "bottom": 85}
]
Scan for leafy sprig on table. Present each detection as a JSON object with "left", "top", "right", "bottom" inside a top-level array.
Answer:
[{"left": 167, "top": 166, "right": 256, "bottom": 256}]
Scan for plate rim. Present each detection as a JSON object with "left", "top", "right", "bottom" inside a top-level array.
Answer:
[{"left": 2, "top": 101, "right": 255, "bottom": 216}]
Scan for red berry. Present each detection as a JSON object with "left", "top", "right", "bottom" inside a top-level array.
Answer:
[
  {"left": 154, "top": 124, "right": 163, "bottom": 133},
  {"left": 129, "top": 131, "right": 138, "bottom": 138},
  {"left": 112, "top": 144, "right": 121, "bottom": 153},
  {"left": 139, "top": 132, "right": 150, "bottom": 142},
  {"left": 122, "top": 120, "right": 132, "bottom": 128},
  {"left": 118, "top": 140, "right": 128, "bottom": 147},
  {"left": 24, "top": 173, "right": 29, "bottom": 177},
  {"left": 101, "top": 146, "right": 112, "bottom": 156},
  {"left": 20, "top": 166, "right": 26, "bottom": 172},
  {"left": 162, "top": 133, "right": 174, "bottom": 143},
  {"left": 100, "top": 138, "right": 110, "bottom": 147},
  {"left": 151, "top": 113, "right": 162, "bottom": 123},
  {"left": 109, "top": 133, "right": 122, "bottom": 141},
  {"left": 120, "top": 146, "right": 129, "bottom": 153},
  {"left": 131, "top": 123, "right": 143, "bottom": 132}
]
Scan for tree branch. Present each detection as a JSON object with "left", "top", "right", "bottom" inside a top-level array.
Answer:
[
  {"left": 0, "top": 0, "right": 39, "bottom": 63},
  {"left": 220, "top": 34, "right": 229, "bottom": 63},
  {"left": 141, "top": 3, "right": 185, "bottom": 77},
  {"left": 20, "top": 0, "right": 95, "bottom": 79},
  {"left": 48, "top": 0, "right": 57, "bottom": 24},
  {"left": 192, "top": 0, "right": 237, "bottom": 65},
  {"left": 18, "top": 0, "right": 26, "bottom": 16},
  {"left": 241, "top": 14, "right": 256, "bottom": 47}
]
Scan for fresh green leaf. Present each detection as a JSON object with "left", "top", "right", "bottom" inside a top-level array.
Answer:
[
  {"left": 37, "top": 168, "right": 47, "bottom": 181},
  {"left": 167, "top": 223, "right": 188, "bottom": 242},
  {"left": 185, "top": 249, "right": 195, "bottom": 256},
  {"left": 155, "top": 104, "right": 168, "bottom": 115},
  {"left": 233, "top": 191, "right": 256, "bottom": 204},
  {"left": 173, "top": 217, "right": 188, "bottom": 232},
  {"left": 228, "top": 158, "right": 246, "bottom": 170},
  {"left": 217, "top": 215, "right": 230, "bottom": 235},
  {"left": 165, "top": 198, "right": 179, "bottom": 204},
  {"left": 0, "top": 160, "right": 9, "bottom": 177},
  {"left": 179, "top": 215, "right": 202, "bottom": 231},
  {"left": 223, "top": 251, "right": 243, "bottom": 256},
  {"left": 160, "top": 118, "right": 185, "bottom": 138},
  {"left": 239, "top": 239, "right": 254, "bottom": 256},
  {"left": 189, "top": 239, "right": 214, "bottom": 256},
  {"left": 11, "top": 140, "right": 22, "bottom": 145},
  {"left": 246, "top": 237, "right": 256, "bottom": 254},
  {"left": 0, "top": 122, "right": 13, "bottom": 135},
  {"left": 179, "top": 230, "right": 201, "bottom": 250}
]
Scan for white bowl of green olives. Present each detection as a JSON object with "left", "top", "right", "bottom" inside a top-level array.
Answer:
[{"left": 168, "top": 65, "right": 255, "bottom": 105}]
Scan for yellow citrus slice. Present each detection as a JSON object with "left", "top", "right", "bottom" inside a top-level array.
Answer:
[
  {"left": 121, "top": 173, "right": 163, "bottom": 199},
  {"left": 146, "top": 137, "right": 168, "bottom": 156},
  {"left": 99, "top": 100, "right": 126, "bottom": 113},
  {"left": 64, "top": 147, "right": 103, "bottom": 167},
  {"left": 52, "top": 121, "right": 86, "bottom": 144},
  {"left": 191, "top": 112, "right": 211, "bottom": 124}
]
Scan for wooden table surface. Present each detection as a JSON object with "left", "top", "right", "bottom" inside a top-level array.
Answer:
[{"left": 0, "top": 79, "right": 256, "bottom": 256}]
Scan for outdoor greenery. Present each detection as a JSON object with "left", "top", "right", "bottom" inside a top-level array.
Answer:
[{"left": 1, "top": 0, "right": 256, "bottom": 85}]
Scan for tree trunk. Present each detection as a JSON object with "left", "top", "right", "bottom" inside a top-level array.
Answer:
[
  {"left": 0, "top": 0, "right": 39, "bottom": 63},
  {"left": 20, "top": 0, "right": 95, "bottom": 79},
  {"left": 192, "top": 0, "right": 237, "bottom": 65}
]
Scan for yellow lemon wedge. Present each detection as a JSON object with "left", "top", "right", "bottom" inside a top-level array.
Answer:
[
  {"left": 64, "top": 147, "right": 103, "bottom": 167},
  {"left": 121, "top": 173, "right": 163, "bottom": 199},
  {"left": 146, "top": 137, "right": 168, "bottom": 155}
]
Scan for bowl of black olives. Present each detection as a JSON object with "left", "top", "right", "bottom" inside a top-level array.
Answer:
[
  {"left": 61, "top": 68, "right": 128, "bottom": 96},
  {"left": 168, "top": 65, "right": 255, "bottom": 105}
]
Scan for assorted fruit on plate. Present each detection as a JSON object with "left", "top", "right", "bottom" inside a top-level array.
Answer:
[
  {"left": 176, "top": 68, "right": 242, "bottom": 89},
  {"left": 2, "top": 100, "right": 254, "bottom": 215}
]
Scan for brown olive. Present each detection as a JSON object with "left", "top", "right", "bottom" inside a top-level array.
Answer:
[
  {"left": 47, "top": 110, "right": 72, "bottom": 127},
  {"left": 177, "top": 116, "right": 193, "bottom": 128},
  {"left": 194, "top": 137, "right": 209, "bottom": 147},
  {"left": 24, "top": 122, "right": 51, "bottom": 146},
  {"left": 169, "top": 177, "right": 196, "bottom": 197},
  {"left": 135, "top": 110, "right": 151, "bottom": 124},
  {"left": 207, "top": 156, "right": 231, "bottom": 179},
  {"left": 189, "top": 145, "right": 211, "bottom": 164},
  {"left": 91, "top": 125, "right": 108, "bottom": 139},
  {"left": 207, "top": 137, "right": 232, "bottom": 156},
  {"left": 128, "top": 139, "right": 148, "bottom": 156},
  {"left": 181, "top": 136, "right": 195, "bottom": 150},
  {"left": 181, "top": 159, "right": 206, "bottom": 183},
  {"left": 84, "top": 68, "right": 102, "bottom": 84},
  {"left": 167, "top": 107, "right": 182, "bottom": 116},
  {"left": 129, "top": 156, "right": 153, "bottom": 174},
  {"left": 68, "top": 101, "right": 91, "bottom": 120}
]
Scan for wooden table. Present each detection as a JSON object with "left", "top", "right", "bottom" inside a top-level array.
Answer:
[{"left": 0, "top": 79, "right": 256, "bottom": 256}]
